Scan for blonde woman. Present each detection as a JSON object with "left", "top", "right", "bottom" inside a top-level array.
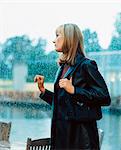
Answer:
[{"left": 34, "top": 24, "right": 111, "bottom": 150}]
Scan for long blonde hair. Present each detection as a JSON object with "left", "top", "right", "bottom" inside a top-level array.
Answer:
[{"left": 57, "top": 23, "right": 84, "bottom": 66}]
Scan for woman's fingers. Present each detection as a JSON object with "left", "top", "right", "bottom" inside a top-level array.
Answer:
[
  {"left": 59, "top": 77, "right": 73, "bottom": 88},
  {"left": 59, "top": 77, "right": 74, "bottom": 94},
  {"left": 34, "top": 75, "right": 44, "bottom": 83},
  {"left": 59, "top": 78, "right": 67, "bottom": 88},
  {"left": 34, "top": 76, "right": 37, "bottom": 82},
  {"left": 70, "top": 77, "right": 72, "bottom": 83},
  {"left": 34, "top": 75, "right": 45, "bottom": 93}
]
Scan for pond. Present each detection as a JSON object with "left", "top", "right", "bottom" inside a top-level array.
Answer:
[
  {"left": 98, "top": 109, "right": 121, "bottom": 150},
  {"left": 0, "top": 103, "right": 121, "bottom": 150}
]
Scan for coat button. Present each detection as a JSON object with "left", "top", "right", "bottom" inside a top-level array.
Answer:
[
  {"left": 65, "top": 116, "right": 68, "bottom": 120},
  {"left": 77, "top": 102, "right": 83, "bottom": 106},
  {"left": 68, "top": 111, "right": 73, "bottom": 116},
  {"left": 65, "top": 99, "right": 68, "bottom": 103}
]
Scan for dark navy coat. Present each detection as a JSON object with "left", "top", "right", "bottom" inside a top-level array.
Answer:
[{"left": 40, "top": 52, "right": 111, "bottom": 149}]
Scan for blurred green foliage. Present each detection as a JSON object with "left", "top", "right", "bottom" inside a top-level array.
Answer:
[
  {"left": 0, "top": 35, "right": 59, "bottom": 82},
  {"left": 0, "top": 12, "right": 121, "bottom": 81},
  {"left": 82, "top": 29, "right": 102, "bottom": 52},
  {"left": 108, "top": 12, "right": 121, "bottom": 50}
]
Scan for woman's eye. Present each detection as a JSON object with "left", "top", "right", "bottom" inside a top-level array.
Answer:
[{"left": 56, "top": 34, "right": 59, "bottom": 37}]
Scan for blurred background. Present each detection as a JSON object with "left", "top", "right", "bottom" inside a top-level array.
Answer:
[{"left": 0, "top": 0, "right": 121, "bottom": 149}]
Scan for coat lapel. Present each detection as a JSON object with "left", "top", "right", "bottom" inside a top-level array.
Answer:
[
  {"left": 54, "top": 53, "right": 85, "bottom": 83},
  {"left": 63, "top": 53, "right": 85, "bottom": 79},
  {"left": 62, "top": 65, "right": 75, "bottom": 79},
  {"left": 54, "top": 64, "right": 64, "bottom": 84}
]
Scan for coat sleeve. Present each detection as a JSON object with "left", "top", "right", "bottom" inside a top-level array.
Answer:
[
  {"left": 72, "top": 60, "right": 111, "bottom": 106},
  {"left": 39, "top": 89, "right": 54, "bottom": 106}
]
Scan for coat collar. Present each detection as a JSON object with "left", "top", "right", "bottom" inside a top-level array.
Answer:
[
  {"left": 54, "top": 64, "right": 64, "bottom": 84},
  {"left": 62, "top": 53, "right": 84, "bottom": 79},
  {"left": 54, "top": 52, "right": 85, "bottom": 84}
]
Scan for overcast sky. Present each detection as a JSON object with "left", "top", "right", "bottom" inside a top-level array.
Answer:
[{"left": 0, "top": 0, "right": 121, "bottom": 52}]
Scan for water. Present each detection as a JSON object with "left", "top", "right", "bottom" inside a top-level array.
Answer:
[
  {"left": 0, "top": 107, "right": 121, "bottom": 150},
  {"left": 0, "top": 118, "right": 51, "bottom": 150},
  {"left": 98, "top": 109, "right": 121, "bottom": 150}
]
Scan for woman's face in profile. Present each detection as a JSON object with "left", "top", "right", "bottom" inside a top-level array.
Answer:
[{"left": 53, "top": 28, "right": 64, "bottom": 52}]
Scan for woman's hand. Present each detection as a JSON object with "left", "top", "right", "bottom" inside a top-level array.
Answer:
[
  {"left": 59, "top": 77, "right": 74, "bottom": 94},
  {"left": 34, "top": 75, "right": 45, "bottom": 93}
]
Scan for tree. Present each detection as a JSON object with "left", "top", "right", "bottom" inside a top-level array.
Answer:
[
  {"left": 108, "top": 12, "right": 121, "bottom": 50},
  {"left": 33, "top": 38, "right": 46, "bottom": 62},
  {"left": 82, "top": 29, "right": 102, "bottom": 53},
  {"left": 115, "top": 12, "right": 121, "bottom": 35},
  {"left": 1, "top": 35, "right": 59, "bottom": 82},
  {"left": 2, "top": 35, "right": 32, "bottom": 63}
]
